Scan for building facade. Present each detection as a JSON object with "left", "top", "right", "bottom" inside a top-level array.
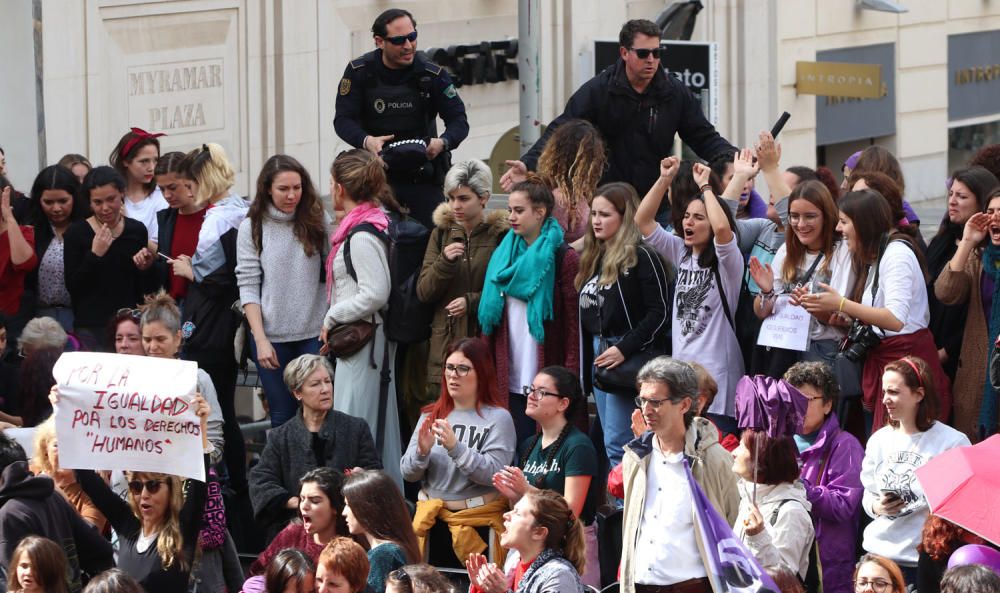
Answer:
[{"left": 1, "top": 0, "right": 998, "bottom": 203}]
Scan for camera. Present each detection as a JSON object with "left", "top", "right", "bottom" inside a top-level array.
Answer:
[{"left": 840, "top": 320, "right": 882, "bottom": 362}]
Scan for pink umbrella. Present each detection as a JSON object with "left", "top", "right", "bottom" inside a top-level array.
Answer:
[{"left": 915, "top": 435, "right": 1000, "bottom": 546}]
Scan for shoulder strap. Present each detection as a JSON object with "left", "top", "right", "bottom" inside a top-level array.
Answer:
[
  {"left": 801, "top": 251, "right": 825, "bottom": 284},
  {"left": 768, "top": 498, "right": 806, "bottom": 526},
  {"left": 713, "top": 263, "right": 735, "bottom": 331},
  {"left": 343, "top": 223, "right": 390, "bottom": 282}
]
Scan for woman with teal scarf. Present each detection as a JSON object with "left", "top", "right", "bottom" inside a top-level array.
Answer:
[
  {"left": 478, "top": 176, "right": 580, "bottom": 444},
  {"left": 936, "top": 187, "right": 1000, "bottom": 441}
]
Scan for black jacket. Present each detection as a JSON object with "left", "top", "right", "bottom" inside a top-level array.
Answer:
[
  {"left": 523, "top": 59, "right": 737, "bottom": 197},
  {"left": 0, "top": 462, "right": 114, "bottom": 593},
  {"left": 580, "top": 244, "right": 671, "bottom": 393},
  {"left": 249, "top": 409, "right": 381, "bottom": 531}
]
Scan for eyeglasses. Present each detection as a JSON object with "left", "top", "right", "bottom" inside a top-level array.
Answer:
[
  {"left": 522, "top": 385, "right": 562, "bottom": 401},
  {"left": 629, "top": 47, "right": 661, "bottom": 60},
  {"left": 854, "top": 578, "right": 891, "bottom": 593},
  {"left": 128, "top": 479, "right": 165, "bottom": 495},
  {"left": 116, "top": 307, "right": 142, "bottom": 321},
  {"left": 634, "top": 396, "right": 675, "bottom": 409},
  {"left": 789, "top": 212, "right": 821, "bottom": 225},
  {"left": 383, "top": 31, "right": 418, "bottom": 45},
  {"left": 444, "top": 363, "right": 473, "bottom": 377}
]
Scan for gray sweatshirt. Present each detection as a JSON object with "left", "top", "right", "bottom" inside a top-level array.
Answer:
[
  {"left": 400, "top": 406, "right": 516, "bottom": 501},
  {"left": 235, "top": 206, "right": 329, "bottom": 342}
]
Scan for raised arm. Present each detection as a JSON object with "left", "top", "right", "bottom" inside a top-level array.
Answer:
[
  {"left": 693, "top": 162, "right": 734, "bottom": 245},
  {"left": 755, "top": 132, "right": 791, "bottom": 205},
  {"left": 635, "top": 157, "right": 679, "bottom": 238}
]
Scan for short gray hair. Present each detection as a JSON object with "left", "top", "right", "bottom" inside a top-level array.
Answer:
[
  {"left": 443, "top": 159, "right": 492, "bottom": 199},
  {"left": 636, "top": 357, "right": 700, "bottom": 428},
  {"left": 283, "top": 354, "right": 334, "bottom": 394},
  {"left": 19, "top": 317, "right": 66, "bottom": 353}
]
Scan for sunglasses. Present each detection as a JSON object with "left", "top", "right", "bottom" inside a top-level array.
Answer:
[
  {"left": 116, "top": 307, "right": 142, "bottom": 321},
  {"left": 128, "top": 479, "right": 165, "bottom": 495},
  {"left": 389, "top": 568, "right": 412, "bottom": 593},
  {"left": 629, "top": 47, "right": 661, "bottom": 60},
  {"left": 383, "top": 31, "right": 418, "bottom": 45}
]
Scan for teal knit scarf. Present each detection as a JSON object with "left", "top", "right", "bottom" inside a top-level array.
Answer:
[{"left": 478, "top": 217, "right": 565, "bottom": 342}]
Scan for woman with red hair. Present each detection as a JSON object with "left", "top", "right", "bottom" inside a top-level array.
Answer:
[{"left": 402, "top": 337, "right": 515, "bottom": 567}]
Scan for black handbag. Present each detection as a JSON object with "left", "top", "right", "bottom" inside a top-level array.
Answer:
[{"left": 592, "top": 283, "right": 663, "bottom": 393}]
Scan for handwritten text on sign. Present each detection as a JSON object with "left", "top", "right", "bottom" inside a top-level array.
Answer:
[
  {"left": 756, "top": 298, "right": 812, "bottom": 352},
  {"left": 52, "top": 352, "right": 205, "bottom": 481}
]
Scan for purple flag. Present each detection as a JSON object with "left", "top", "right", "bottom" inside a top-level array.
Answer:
[{"left": 685, "top": 460, "right": 780, "bottom": 593}]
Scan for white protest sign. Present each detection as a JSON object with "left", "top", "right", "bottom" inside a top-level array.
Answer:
[
  {"left": 52, "top": 352, "right": 205, "bottom": 482},
  {"left": 756, "top": 297, "right": 812, "bottom": 352}
]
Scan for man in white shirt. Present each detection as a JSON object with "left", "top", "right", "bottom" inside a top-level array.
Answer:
[{"left": 620, "top": 357, "right": 713, "bottom": 593}]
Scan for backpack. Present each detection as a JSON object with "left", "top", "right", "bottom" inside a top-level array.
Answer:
[
  {"left": 769, "top": 498, "right": 823, "bottom": 593},
  {"left": 343, "top": 211, "right": 434, "bottom": 344}
]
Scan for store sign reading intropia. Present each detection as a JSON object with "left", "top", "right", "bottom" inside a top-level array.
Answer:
[
  {"left": 948, "top": 31, "right": 1000, "bottom": 121},
  {"left": 795, "top": 61, "right": 883, "bottom": 99},
  {"left": 127, "top": 59, "right": 225, "bottom": 132}
]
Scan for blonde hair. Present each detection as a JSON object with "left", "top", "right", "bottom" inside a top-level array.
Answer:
[
  {"left": 181, "top": 143, "right": 235, "bottom": 205},
  {"left": 575, "top": 182, "right": 641, "bottom": 290},
  {"left": 31, "top": 417, "right": 57, "bottom": 475},
  {"left": 125, "top": 471, "right": 187, "bottom": 570},
  {"left": 537, "top": 119, "right": 607, "bottom": 233}
]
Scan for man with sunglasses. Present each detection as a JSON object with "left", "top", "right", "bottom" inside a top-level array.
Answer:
[
  {"left": 504, "top": 19, "right": 736, "bottom": 202},
  {"left": 335, "top": 8, "right": 469, "bottom": 228},
  {"left": 619, "top": 356, "right": 737, "bottom": 593}
]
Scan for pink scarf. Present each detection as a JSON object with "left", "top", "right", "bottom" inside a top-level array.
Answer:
[{"left": 326, "top": 202, "right": 389, "bottom": 301}]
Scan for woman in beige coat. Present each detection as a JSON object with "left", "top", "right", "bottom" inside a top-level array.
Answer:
[
  {"left": 935, "top": 189, "right": 1000, "bottom": 441},
  {"left": 415, "top": 160, "right": 508, "bottom": 421}
]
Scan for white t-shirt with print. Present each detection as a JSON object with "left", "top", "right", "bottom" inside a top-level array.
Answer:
[{"left": 644, "top": 226, "right": 744, "bottom": 417}]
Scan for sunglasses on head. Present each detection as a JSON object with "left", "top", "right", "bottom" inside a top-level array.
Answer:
[
  {"left": 629, "top": 47, "right": 661, "bottom": 60},
  {"left": 128, "top": 479, "right": 165, "bottom": 495},
  {"left": 116, "top": 308, "right": 142, "bottom": 321},
  {"left": 383, "top": 31, "right": 418, "bottom": 45}
]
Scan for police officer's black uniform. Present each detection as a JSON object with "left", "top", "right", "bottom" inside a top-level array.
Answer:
[{"left": 334, "top": 49, "right": 469, "bottom": 228}]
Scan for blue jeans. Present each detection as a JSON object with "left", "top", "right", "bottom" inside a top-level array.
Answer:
[
  {"left": 591, "top": 336, "right": 637, "bottom": 469},
  {"left": 250, "top": 336, "right": 321, "bottom": 428},
  {"left": 37, "top": 306, "right": 74, "bottom": 333}
]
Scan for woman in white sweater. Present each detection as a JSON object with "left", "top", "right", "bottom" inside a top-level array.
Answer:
[
  {"left": 237, "top": 155, "right": 330, "bottom": 428},
  {"left": 321, "top": 149, "right": 403, "bottom": 487},
  {"left": 861, "top": 356, "right": 970, "bottom": 586}
]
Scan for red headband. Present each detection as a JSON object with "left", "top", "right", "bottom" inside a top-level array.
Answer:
[
  {"left": 901, "top": 357, "right": 923, "bottom": 388},
  {"left": 119, "top": 127, "right": 165, "bottom": 160}
]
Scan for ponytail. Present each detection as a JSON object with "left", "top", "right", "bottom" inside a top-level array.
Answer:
[
  {"left": 330, "top": 149, "right": 403, "bottom": 213},
  {"left": 179, "top": 143, "right": 236, "bottom": 204},
  {"left": 526, "top": 490, "right": 586, "bottom": 574}
]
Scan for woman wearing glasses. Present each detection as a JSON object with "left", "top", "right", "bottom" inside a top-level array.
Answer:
[
  {"left": 748, "top": 179, "right": 854, "bottom": 374},
  {"left": 852, "top": 554, "right": 907, "bottom": 593},
  {"left": 402, "top": 338, "right": 515, "bottom": 566},
  {"left": 492, "top": 366, "right": 601, "bottom": 587},
  {"left": 71, "top": 394, "right": 213, "bottom": 593}
]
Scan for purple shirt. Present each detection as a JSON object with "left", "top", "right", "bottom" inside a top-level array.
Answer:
[{"left": 799, "top": 413, "right": 865, "bottom": 593}]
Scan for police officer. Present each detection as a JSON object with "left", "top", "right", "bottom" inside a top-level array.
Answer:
[{"left": 335, "top": 8, "right": 469, "bottom": 228}]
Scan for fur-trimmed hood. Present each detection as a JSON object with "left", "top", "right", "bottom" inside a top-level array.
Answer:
[{"left": 431, "top": 202, "right": 509, "bottom": 233}]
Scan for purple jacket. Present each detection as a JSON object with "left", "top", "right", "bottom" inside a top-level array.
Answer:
[
  {"left": 739, "top": 189, "right": 769, "bottom": 219},
  {"left": 799, "top": 413, "right": 865, "bottom": 593}
]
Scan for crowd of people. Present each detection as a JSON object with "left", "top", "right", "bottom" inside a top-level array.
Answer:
[{"left": 0, "top": 8, "right": 999, "bottom": 593}]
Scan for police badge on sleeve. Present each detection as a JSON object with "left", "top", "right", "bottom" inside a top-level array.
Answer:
[{"left": 339, "top": 78, "right": 351, "bottom": 95}]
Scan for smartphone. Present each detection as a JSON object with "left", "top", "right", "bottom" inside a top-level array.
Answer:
[
  {"left": 880, "top": 489, "right": 902, "bottom": 502},
  {"left": 770, "top": 112, "right": 791, "bottom": 139},
  {"left": 156, "top": 251, "right": 172, "bottom": 261}
]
